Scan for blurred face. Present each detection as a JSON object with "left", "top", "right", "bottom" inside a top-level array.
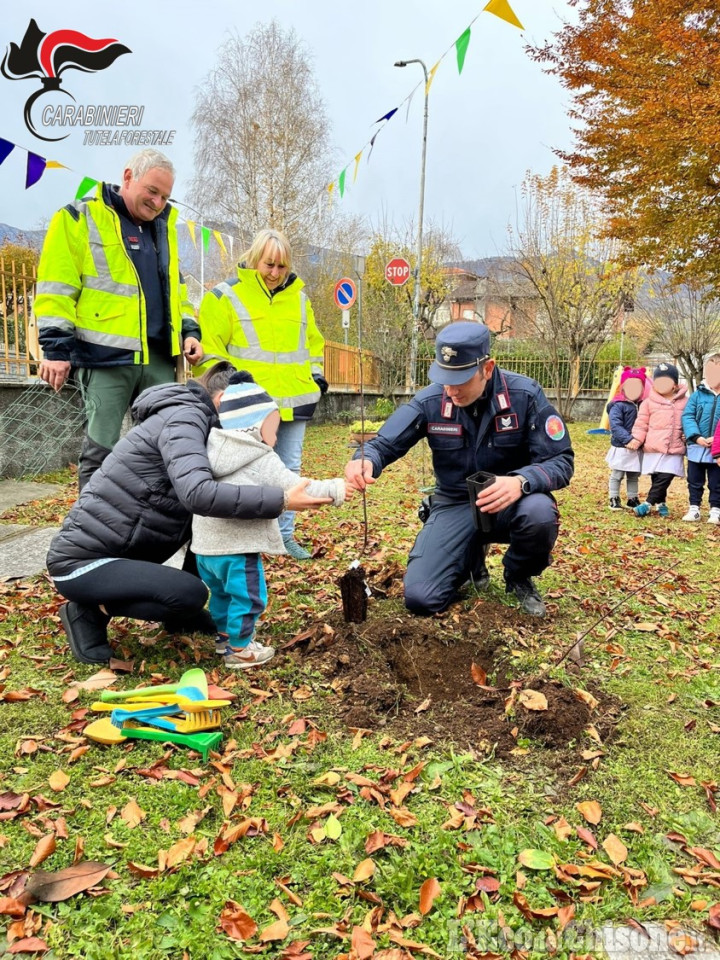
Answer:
[
  {"left": 654, "top": 376, "right": 676, "bottom": 396},
  {"left": 121, "top": 166, "right": 174, "bottom": 222},
  {"left": 705, "top": 357, "right": 720, "bottom": 390},
  {"left": 622, "top": 378, "right": 643, "bottom": 401},
  {"left": 443, "top": 359, "right": 495, "bottom": 407},
  {"left": 256, "top": 243, "right": 289, "bottom": 291},
  {"left": 260, "top": 409, "right": 281, "bottom": 447}
]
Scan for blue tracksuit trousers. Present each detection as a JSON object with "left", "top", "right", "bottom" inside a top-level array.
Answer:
[{"left": 195, "top": 553, "right": 267, "bottom": 647}]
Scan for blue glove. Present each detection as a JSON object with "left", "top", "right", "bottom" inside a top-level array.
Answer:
[{"left": 313, "top": 373, "right": 329, "bottom": 395}]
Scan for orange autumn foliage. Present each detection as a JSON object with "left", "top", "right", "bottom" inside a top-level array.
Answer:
[{"left": 531, "top": 2, "right": 720, "bottom": 292}]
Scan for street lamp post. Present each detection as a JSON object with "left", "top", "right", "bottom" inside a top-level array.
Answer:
[{"left": 395, "top": 58, "right": 429, "bottom": 393}]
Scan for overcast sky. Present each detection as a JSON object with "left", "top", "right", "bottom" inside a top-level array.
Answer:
[{"left": 0, "top": 0, "right": 574, "bottom": 259}]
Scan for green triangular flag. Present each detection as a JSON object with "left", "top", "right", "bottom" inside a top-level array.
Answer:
[
  {"left": 200, "top": 225, "right": 211, "bottom": 252},
  {"left": 75, "top": 176, "right": 99, "bottom": 200},
  {"left": 456, "top": 27, "right": 471, "bottom": 74},
  {"left": 338, "top": 167, "right": 347, "bottom": 198}
]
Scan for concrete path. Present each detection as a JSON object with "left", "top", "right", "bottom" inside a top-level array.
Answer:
[{"left": 0, "top": 479, "right": 62, "bottom": 581}]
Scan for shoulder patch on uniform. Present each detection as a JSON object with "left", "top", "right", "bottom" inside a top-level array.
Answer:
[{"left": 545, "top": 414, "right": 566, "bottom": 441}]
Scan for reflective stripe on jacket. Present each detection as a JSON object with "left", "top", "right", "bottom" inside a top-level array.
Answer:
[
  {"left": 35, "top": 183, "right": 197, "bottom": 367},
  {"left": 197, "top": 268, "right": 324, "bottom": 421}
]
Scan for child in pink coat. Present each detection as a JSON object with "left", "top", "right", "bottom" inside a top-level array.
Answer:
[{"left": 629, "top": 363, "right": 688, "bottom": 517}]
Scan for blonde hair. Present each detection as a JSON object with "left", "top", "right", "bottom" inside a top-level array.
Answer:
[{"left": 240, "top": 228, "right": 292, "bottom": 272}]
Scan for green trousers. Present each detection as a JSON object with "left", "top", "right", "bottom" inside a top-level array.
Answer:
[{"left": 76, "top": 348, "right": 176, "bottom": 488}]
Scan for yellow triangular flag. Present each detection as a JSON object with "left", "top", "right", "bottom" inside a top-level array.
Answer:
[
  {"left": 186, "top": 220, "right": 197, "bottom": 248},
  {"left": 213, "top": 230, "right": 227, "bottom": 256},
  {"left": 353, "top": 151, "right": 363, "bottom": 183},
  {"left": 483, "top": 0, "right": 524, "bottom": 29},
  {"left": 45, "top": 160, "right": 68, "bottom": 170},
  {"left": 425, "top": 61, "right": 440, "bottom": 96}
]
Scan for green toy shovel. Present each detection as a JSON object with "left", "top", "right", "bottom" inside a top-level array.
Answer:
[{"left": 99, "top": 667, "right": 208, "bottom": 702}]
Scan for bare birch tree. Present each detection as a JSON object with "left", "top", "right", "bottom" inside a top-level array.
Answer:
[
  {"left": 636, "top": 279, "right": 720, "bottom": 389},
  {"left": 189, "top": 21, "right": 335, "bottom": 246},
  {"left": 508, "top": 166, "right": 634, "bottom": 418}
]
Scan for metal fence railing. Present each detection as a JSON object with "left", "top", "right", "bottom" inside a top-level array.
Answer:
[{"left": 414, "top": 354, "right": 619, "bottom": 394}]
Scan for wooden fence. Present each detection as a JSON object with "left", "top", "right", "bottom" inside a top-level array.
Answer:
[{"left": 0, "top": 256, "right": 38, "bottom": 378}]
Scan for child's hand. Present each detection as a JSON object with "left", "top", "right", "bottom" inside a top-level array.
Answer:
[
  {"left": 626, "top": 439, "right": 641, "bottom": 450},
  {"left": 698, "top": 437, "right": 712, "bottom": 448}
]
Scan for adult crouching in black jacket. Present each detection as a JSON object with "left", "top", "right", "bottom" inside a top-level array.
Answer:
[{"left": 46, "top": 362, "right": 333, "bottom": 664}]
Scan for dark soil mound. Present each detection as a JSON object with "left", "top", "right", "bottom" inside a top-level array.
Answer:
[{"left": 285, "top": 596, "right": 623, "bottom": 760}]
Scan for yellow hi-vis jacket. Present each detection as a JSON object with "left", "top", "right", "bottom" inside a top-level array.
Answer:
[
  {"left": 197, "top": 269, "right": 325, "bottom": 421},
  {"left": 34, "top": 183, "right": 197, "bottom": 368}
]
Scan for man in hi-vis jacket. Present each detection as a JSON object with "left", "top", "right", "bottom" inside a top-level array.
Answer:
[{"left": 35, "top": 148, "right": 202, "bottom": 488}]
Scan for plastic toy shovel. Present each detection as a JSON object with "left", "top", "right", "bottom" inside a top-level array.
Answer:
[{"left": 99, "top": 667, "right": 208, "bottom": 702}]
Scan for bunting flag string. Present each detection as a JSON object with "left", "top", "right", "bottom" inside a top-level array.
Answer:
[
  {"left": 212, "top": 230, "right": 227, "bottom": 256},
  {"left": 0, "top": 138, "right": 14, "bottom": 166},
  {"left": 0, "top": 131, "right": 241, "bottom": 269},
  {"left": 0, "top": 135, "right": 65, "bottom": 190},
  {"left": 321, "top": 0, "right": 523, "bottom": 203},
  {"left": 455, "top": 27, "right": 471, "bottom": 74},
  {"left": 1, "top": 0, "right": 525, "bottom": 261},
  {"left": 425, "top": 61, "right": 440, "bottom": 96}
]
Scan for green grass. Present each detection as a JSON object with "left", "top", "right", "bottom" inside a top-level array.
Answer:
[{"left": 0, "top": 422, "right": 718, "bottom": 959}]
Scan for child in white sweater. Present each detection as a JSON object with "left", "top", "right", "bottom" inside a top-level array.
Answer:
[{"left": 192, "top": 372, "right": 347, "bottom": 669}]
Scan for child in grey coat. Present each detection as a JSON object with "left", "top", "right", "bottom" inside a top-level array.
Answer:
[{"left": 192, "top": 372, "right": 347, "bottom": 669}]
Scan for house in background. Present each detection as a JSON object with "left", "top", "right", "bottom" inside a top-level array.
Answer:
[{"left": 436, "top": 258, "right": 538, "bottom": 340}]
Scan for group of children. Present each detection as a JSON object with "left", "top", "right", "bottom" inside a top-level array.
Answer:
[
  {"left": 191, "top": 372, "right": 348, "bottom": 670},
  {"left": 606, "top": 356, "right": 720, "bottom": 522}
]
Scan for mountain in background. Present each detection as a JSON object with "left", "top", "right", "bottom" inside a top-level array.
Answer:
[{"left": 0, "top": 223, "right": 45, "bottom": 251}]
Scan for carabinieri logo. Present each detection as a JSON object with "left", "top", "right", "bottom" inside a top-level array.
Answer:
[{"left": 1, "top": 18, "right": 130, "bottom": 142}]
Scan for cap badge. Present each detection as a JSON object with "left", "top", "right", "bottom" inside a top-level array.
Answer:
[{"left": 441, "top": 346, "right": 458, "bottom": 362}]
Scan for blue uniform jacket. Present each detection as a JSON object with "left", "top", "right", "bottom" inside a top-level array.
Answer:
[
  {"left": 354, "top": 367, "right": 574, "bottom": 500},
  {"left": 607, "top": 398, "right": 640, "bottom": 447},
  {"left": 682, "top": 383, "right": 720, "bottom": 463}
]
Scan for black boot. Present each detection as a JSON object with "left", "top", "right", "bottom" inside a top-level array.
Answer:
[
  {"left": 504, "top": 576, "right": 546, "bottom": 617},
  {"left": 60, "top": 602, "right": 113, "bottom": 664},
  {"left": 78, "top": 436, "right": 113, "bottom": 492}
]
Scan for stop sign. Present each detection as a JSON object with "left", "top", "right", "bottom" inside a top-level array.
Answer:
[{"left": 385, "top": 257, "right": 411, "bottom": 286}]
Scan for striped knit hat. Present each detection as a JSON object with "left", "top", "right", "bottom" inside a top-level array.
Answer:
[{"left": 218, "top": 371, "right": 278, "bottom": 431}]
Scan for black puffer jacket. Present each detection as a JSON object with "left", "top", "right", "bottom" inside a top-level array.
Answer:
[{"left": 47, "top": 380, "right": 284, "bottom": 577}]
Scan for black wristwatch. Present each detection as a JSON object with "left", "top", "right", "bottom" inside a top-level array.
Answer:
[{"left": 516, "top": 475, "right": 531, "bottom": 495}]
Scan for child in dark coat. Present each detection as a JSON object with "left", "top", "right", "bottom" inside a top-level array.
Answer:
[{"left": 605, "top": 367, "right": 646, "bottom": 509}]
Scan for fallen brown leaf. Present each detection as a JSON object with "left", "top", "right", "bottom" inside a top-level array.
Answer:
[
  {"left": 419, "top": 877, "right": 441, "bottom": 915},
  {"left": 28, "top": 835, "right": 56, "bottom": 869},
  {"left": 25, "top": 861, "right": 112, "bottom": 902},
  {"left": 576, "top": 800, "right": 602, "bottom": 824}
]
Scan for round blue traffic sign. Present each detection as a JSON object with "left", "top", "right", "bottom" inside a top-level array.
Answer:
[{"left": 334, "top": 277, "right": 357, "bottom": 310}]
